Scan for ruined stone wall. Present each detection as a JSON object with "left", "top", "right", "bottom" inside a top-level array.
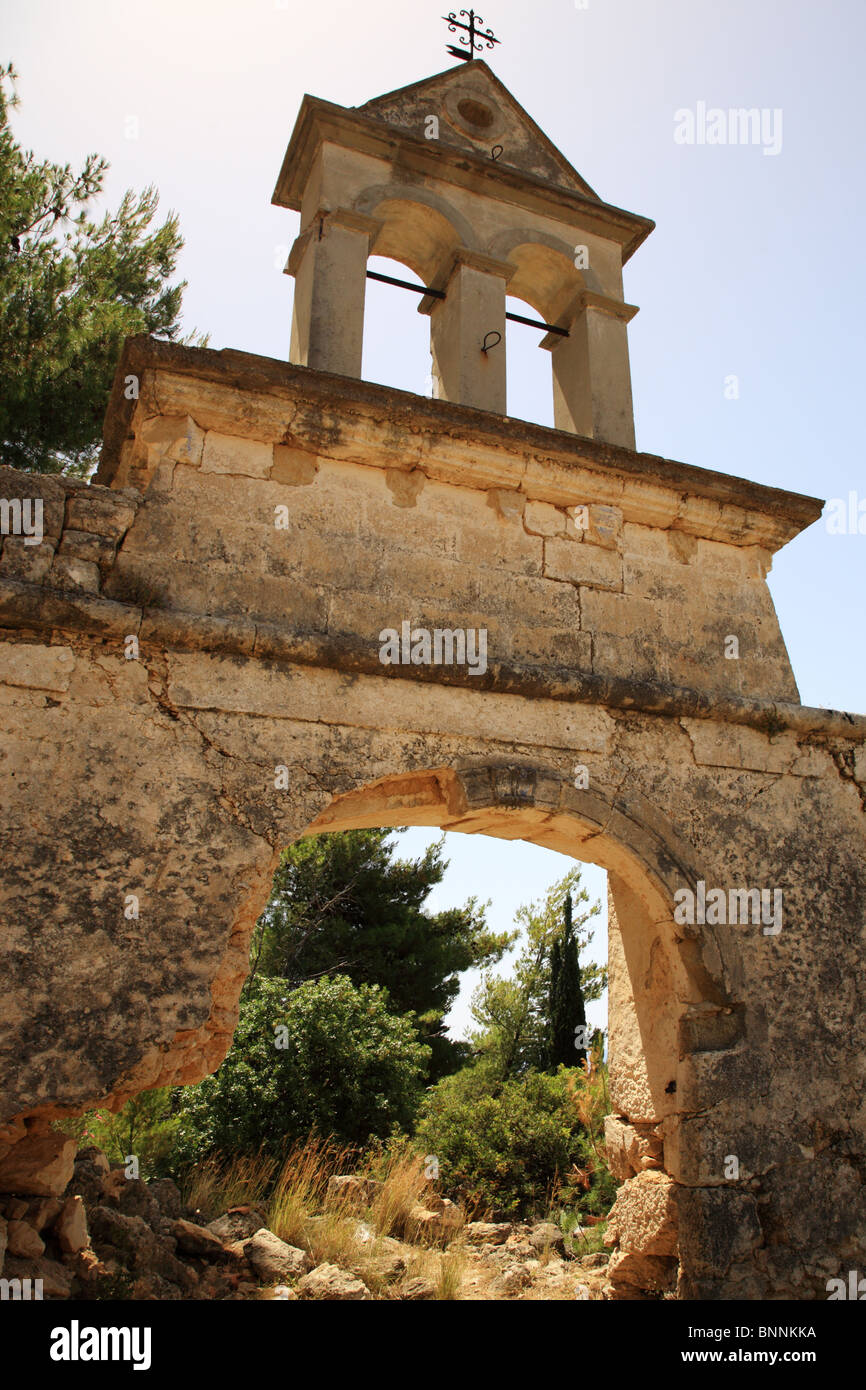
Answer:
[{"left": 1, "top": 338, "right": 864, "bottom": 1299}]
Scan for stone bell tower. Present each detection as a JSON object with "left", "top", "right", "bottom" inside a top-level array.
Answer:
[
  {"left": 272, "top": 61, "right": 654, "bottom": 448},
  {"left": 5, "top": 33, "right": 866, "bottom": 1311}
]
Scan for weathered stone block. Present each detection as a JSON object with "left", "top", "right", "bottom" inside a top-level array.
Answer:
[
  {"left": 65, "top": 489, "right": 137, "bottom": 541},
  {"left": 695, "top": 537, "right": 768, "bottom": 579},
  {"left": 244, "top": 1228, "right": 312, "bottom": 1281},
  {"left": 48, "top": 555, "right": 101, "bottom": 594},
  {"left": 605, "top": 1247, "right": 678, "bottom": 1293},
  {"left": 296, "top": 1262, "right": 369, "bottom": 1300},
  {"left": 25, "top": 1197, "right": 63, "bottom": 1230},
  {"left": 584, "top": 504, "right": 622, "bottom": 549},
  {"left": 681, "top": 719, "right": 816, "bottom": 776},
  {"left": 544, "top": 536, "right": 622, "bottom": 590},
  {"left": 487, "top": 488, "right": 525, "bottom": 521},
  {"left": 622, "top": 556, "right": 692, "bottom": 603},
  {"left": 0, "top": 643, "right": 74, "bottom": 694},
  {"left": 139, "top": 413, "right": 205, "bottom": 467},
  {"left": 6, "top": 1218, "right": 45, "bottom": 1258},
  {"left": 59, "top": 529, "right": 116, "bottom": 569},
  {"left": 523, "top": 499, "right": 566, "bottom": 536},
  {"left": 384, "top": 467, "right": 424, "bottom": 507},
  {"left": 604, "top": 1116, "right": 663, "bottom": 1179},
  {"left": 202, "top": 431, "right": 273, "bottom": 478},
  {"left": 605, "top": 1171, "right": 678, "bottom": 1256},
  {"left": 0, "top": 1133, "right": 76, "bottom": 1197},
  {"left": 621, "top": 521, "right": 671, "bottom": 561},
  {"left": 0, "top": 467, "right": 66, "bottom": 540},
  {"left": 0, "top": 538, "right": 56, "bottom": 583},
  {"left": 172, "top": 1217, "right": 227, "bottom": 1261},
  {"left": 55, "top": 1195, "right": 89, "bottom": 1254},
  {"left": 272, "top": 445, "right": 319, "bottom": 487},
  {"left": 676, "top": 1187, "right": 761, "bottom": 1279}
]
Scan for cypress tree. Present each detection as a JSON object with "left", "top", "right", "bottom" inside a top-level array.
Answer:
[{"left": 548, "top": 891, "right": 588, "bottom": 1069}]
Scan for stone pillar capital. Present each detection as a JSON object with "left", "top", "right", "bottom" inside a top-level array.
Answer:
[
  {"left": 286, "top": 209, "right": 383, "bottom": 278},
  {"left": 444, "top": 247, "right": 516, "bottom": 284},
  {"left": 538, "top": 290, "right": 639, "bottom": 350},
  {"left": 418, "top": 248, "right": 515, "bottom": 316}
]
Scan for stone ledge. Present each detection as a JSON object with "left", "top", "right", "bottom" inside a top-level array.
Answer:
[
  {"left": 94, "top": 337, "right": 824, "bottom": 552},
  {"left": 0, "top": 575, "right": 863, "bottom": 742}
]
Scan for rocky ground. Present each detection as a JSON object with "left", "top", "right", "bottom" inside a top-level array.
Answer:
[{"left": 0, "top": 1146, "right": 614, "bottom": 1301}]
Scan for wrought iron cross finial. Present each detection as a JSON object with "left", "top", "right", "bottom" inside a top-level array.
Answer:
[{"left": 442, "top": 9, "right": 500, "bottom": 62}]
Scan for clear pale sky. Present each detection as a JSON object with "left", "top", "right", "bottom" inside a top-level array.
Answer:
[{"left": 6, "top": 0, "right": 863, "bottom": 1038}]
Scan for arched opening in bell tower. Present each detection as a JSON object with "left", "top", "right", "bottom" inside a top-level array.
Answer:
[
  {"left": 361, "top": 254, "right": 433, "bottom": 397},
  {"left": 504, "top": 293, "right": 556, "bottom": 429}
]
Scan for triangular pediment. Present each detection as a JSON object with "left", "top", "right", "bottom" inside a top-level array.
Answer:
[{"left": 356, "top": 62, "right": 600, "bottom": 200}]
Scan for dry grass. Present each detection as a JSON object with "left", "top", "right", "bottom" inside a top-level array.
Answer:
[
  {"left": 403, "top": 1244, "right": 466, "bottom": 1300},
  {"left": 267, "top": 1135, "right": 359, "bottom": 1248},
  {"left": 303, "top": 1211, "right": 365, "bottom": 1271},
  {"left": 180, "top": 1153, "right": 276, "bottom": 1221},
  {"left": 536, "top": 1238, "right": 557, "bottom": 1267},
  {"left": 267, "top": 1137, "right": 464, "bottom": 1294},
  {"left": 180, "top": 1137, "right": 470, "bottom": 1299},
  {"left": 523, "top": 1274, "right": 605, "bottom": 1301},
  {"left": 435, "top": 1248, "right": 466, "bottom": 1300},
  {"left": 366, "top": 1145, "right": 430, "bottom": 1241},
  {"left": 267, "top": 1139, "right": 439, "bottom": 1292}
]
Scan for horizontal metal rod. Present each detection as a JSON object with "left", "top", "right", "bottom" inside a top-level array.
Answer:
[
  {"left": 505, "top": 310, "right": 569, "bottom": 337},
  {"left": 366, "top": 270, "right": 445, "bottom": 299},
  {"left": 366, "top": 271, "right": 569, "bottom": 336}
]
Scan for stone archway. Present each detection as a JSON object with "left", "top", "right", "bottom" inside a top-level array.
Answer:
[{"left": 303, "top": 760, "right": 719, "bottom": 1299}]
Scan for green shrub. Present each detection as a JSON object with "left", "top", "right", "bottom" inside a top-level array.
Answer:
[
  {"left": 56, "top": 1088, "right": 178, "bottom": 1179},
  {"left": 170, "top": 975, "right": 430, "bottom": 1171},
  {"left": 414, "top": 1064, "right": 585, "bottom": 1220}
]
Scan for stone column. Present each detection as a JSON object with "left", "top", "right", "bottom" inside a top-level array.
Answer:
[
  {"left": 604, "top": 875, "right": 679, "bottom": 1300},
  {"left": 287, "top": 209, "right": 381, "bottom": 377},
  {"left": 427, "top": 250, "right": 512, "bottom": 413},
  {"left": 542, "top": 291, "right": 638, "bottom": 449},
  {"left": 607, "top": 875, "right": 657, "bottom": 1123}
]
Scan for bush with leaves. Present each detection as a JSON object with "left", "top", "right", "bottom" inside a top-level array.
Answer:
[
  {"left": 414, "top": 1063, "right": 587, "bottom": 1220},
  {"left": 57, "top": 1088, "right": 179, "bottom": 1179},
  {"left": 171, "top": 975, "right": 430, "bottom": 1171},
  {"left": 562, "top": 1046, "right": 618, "bottom": 1218}
]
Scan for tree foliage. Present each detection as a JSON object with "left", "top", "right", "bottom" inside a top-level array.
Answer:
[
  {"left": 549, "top": 890, "right": 587, "bottom": 1070},
  {"left": 469, "top": 868, "right": 604, "bottom": 1079},
  {"left": 57, "top": 1089, "right": 179, "bottom": 1180},
  {"left": 247, "top": 829, "right": 514, "bottom": 1078},
  {"left": 0, "top": 62, "right": 202, "bottom": 475}
]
